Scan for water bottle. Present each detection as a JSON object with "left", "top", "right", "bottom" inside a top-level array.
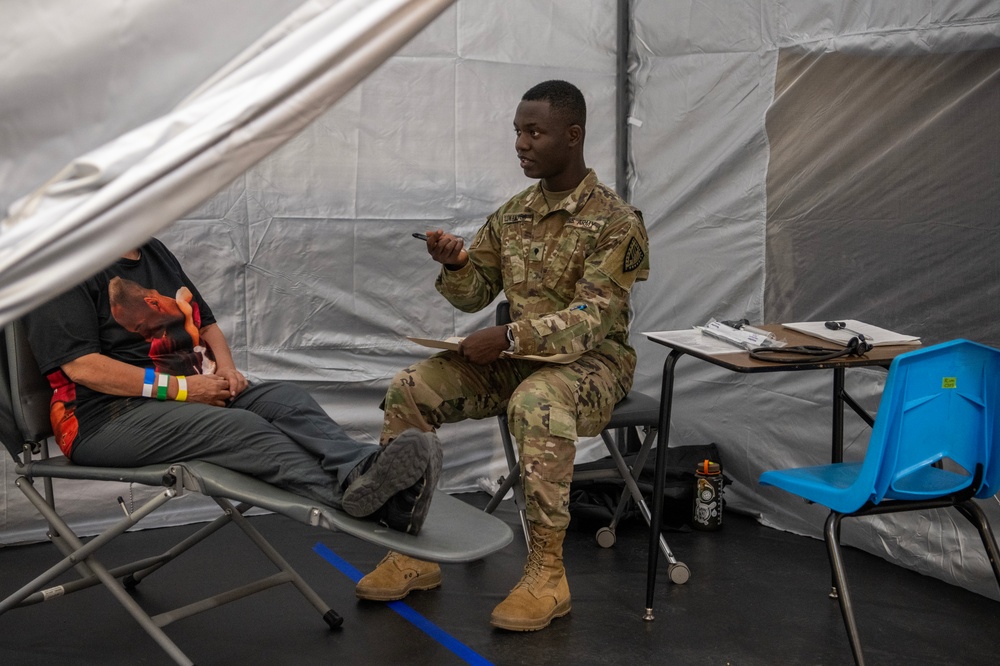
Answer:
[{"left": 692, "top": 459, "right": 723, "bottom": 531}]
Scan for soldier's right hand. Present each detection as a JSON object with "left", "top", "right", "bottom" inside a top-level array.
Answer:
[{"left": 426, "top": 229, "right": 469, "bottom": 269}]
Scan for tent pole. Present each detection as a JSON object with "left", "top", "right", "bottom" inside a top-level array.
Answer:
[{"left": 615, "top": 0, "right": 632, "bottom": 202}]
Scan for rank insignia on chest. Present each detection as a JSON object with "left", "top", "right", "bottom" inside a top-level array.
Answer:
[
  {"left": 623, "top": 237, "right": 645, "bottom": 272},
  {"left": 566, "top": 218, "right": 600, "bottom": 232}
]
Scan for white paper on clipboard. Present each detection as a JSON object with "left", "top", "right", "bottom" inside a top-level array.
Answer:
[{"left": 782, "top": 321, "right": 920, "bottom": 347}]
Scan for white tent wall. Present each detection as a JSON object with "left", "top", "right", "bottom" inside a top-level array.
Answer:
[
  {"left": 0, "top": 1, "right": 621, "bottom": 542},
  {"left": 1, "top": 0, "right": 999, "bottom": 605},
  {"left": 629, "top": 0, "right": 1000, "bottom": 601}
]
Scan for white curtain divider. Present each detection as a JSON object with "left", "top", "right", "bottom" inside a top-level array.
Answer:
[{"left": 0, "top": 0, "right": 454, "bottom": 327}]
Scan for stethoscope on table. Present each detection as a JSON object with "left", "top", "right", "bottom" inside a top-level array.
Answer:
[{"left": 747, "top": 321, "right": 873, "bottom": 363}]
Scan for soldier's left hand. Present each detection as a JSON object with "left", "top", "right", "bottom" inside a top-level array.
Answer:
[{"left": 458, "top": 326, "right": 509, "bottom": 365}]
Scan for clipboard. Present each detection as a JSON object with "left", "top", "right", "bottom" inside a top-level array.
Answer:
[
  {"left": 406, "top": 337, "right": 582, "bottom": 364},
  {"left": 782, "top": 320, "right": 920, "bottom": 347}
]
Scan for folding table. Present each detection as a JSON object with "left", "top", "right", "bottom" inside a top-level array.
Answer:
[{"left": 641, "top": 324, "right": 920, "bottom": 619}]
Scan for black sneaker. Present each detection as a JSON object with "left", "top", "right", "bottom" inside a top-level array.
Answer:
[
  {"left": 374, "top": 445, "right": 443, "bottom": 535},
  {"left": 341, "top": 430, "right": 441, "bottom": 520}
]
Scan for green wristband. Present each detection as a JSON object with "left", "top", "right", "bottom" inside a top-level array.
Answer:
[{"left": 156, "top": 373, "right": 169, "bottom": 401}]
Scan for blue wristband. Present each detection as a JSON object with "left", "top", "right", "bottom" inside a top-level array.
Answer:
[{"left": 142, "top": 367, "right": 155, "bottom": 398}]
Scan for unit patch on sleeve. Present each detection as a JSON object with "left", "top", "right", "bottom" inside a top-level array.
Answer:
[{"left": 623, "top": 237, "right": 645, "bottom": 273}]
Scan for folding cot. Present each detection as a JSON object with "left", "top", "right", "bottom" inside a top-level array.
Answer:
[{"left": 0, "top": 320, "right": 512, "bottom": 666}]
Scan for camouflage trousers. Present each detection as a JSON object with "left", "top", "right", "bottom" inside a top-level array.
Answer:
[{"left": 380, "top": 350, "right": 629, "bottom": 529}]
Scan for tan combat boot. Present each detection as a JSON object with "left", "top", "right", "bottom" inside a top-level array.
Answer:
[
  {"left": 355, "top": 551, "right": 441, "bottom": 601},
  {"left": 490, "top": 523, "right": 571, "bottom": 631}
]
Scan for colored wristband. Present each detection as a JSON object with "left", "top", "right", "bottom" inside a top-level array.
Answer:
[
  {"left": 156, "top": 373, "right": 169, "bottom": 401},
  {"left": 142, "top": 368, "right": 155, "bottom": 398},
  {"left": 175, "top": 376, "right": 188, "bottom": 402}
]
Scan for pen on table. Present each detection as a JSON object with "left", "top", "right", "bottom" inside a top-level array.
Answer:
[{"left": 825, "top": 320, "right": 866, "bottom": 338}]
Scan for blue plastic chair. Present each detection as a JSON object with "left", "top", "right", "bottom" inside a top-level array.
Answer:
[{"left": 759, "top": 339, "right": 1000, "bottom": 665}]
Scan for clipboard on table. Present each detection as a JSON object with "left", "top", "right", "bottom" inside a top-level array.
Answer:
[
  {"left": 406, "top": 337, "right": 582, "bottom": 364},
  {"left": 782, "top": 320, "right": 921, "bottom": 347}
]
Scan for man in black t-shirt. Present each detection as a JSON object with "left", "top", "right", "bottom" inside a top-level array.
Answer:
[{"left": 25, "top": 238, "right": 441, "bottom": 535}]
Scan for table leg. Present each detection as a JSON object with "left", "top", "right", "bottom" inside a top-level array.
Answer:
[
  {"left": 843, "top": 390, "right": 875, "bottom": 428},
  {"left": 832, "top": 368, "right": 845, "bottom": 464},
  {"left": 645, "top": 349, "right": 683, "bottom": 621}
]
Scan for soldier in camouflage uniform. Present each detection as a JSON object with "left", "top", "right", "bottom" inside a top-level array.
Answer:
[{"left": 356, "top": 80, "right": 649, "bottom": 632}]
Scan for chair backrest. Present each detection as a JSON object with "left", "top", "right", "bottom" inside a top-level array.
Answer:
[
  {"left": 866, "top": 339, "right": 1000, "bottom": 504},
  {"left": 496, "top": 300, "right": 511, "bottom": 326},
  {"left": 1, "top": 320, "right": 55, "bottom": 460}
]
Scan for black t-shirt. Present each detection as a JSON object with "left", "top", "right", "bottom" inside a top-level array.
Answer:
[{"left": 25, "top": 238, "right": 217, "bottom": 457}]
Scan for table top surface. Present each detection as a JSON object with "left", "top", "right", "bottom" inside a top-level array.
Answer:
[{"left": 645, "top": 324, "right": 921, "bottom": 373}]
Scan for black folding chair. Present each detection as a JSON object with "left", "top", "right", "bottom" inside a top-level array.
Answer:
[{"left": 483, "top": 301, "right": 689, "bottom": 584}]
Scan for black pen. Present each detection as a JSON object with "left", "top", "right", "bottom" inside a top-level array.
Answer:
[{"left": 413, "top": 232, "right": 466, "bottom": 242}]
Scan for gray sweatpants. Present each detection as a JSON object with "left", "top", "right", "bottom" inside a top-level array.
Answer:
[{"left": 70, "top": 381, "right": 378, "bottom": 508}]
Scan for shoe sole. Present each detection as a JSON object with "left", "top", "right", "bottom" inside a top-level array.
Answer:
[
  {"left": 341, "top": 430, "right": 436, "bottom": 518},
  {"left": 356, "top": 570, "right": 443, "bottom": 601},
  {"left": 490, "top": 597, "right": 572, "bottom": 631},
  {"left": 402, "top": 442, "right": 443, "bottom": 535}
]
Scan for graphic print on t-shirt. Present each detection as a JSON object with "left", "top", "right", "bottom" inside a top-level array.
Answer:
[
  {"left": 108, "top": 276, "right": 217, "bottom": 375},
  {"left": 47, "top": 276, "right": 220, "bottom": 456},
  {"left": 48, "top": 369, "right": 79, "bottom": 455}
]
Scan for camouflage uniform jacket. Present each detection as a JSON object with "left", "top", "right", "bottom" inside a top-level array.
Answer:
[{"left": 436, "top": 169, "right": 650, "bottom": 381}]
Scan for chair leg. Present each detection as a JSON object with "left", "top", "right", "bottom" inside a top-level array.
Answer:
[
  {"left": 954, "top": 500, "right": 1000, "bottom": 592},
  {"left": 599, "top": 427, "right": 688, "bottom": 584},
  {"left": 484, "top": 468, "right": 518, "bottom": 513},
  {"left": 601, "top": 426, "right": 658, "bottom": 536},
  {"left": 1, "top": 477, "right": 175, "bottom": 612},
  {"left": 825, "top": 511, "right": 865, "bottom": 666},
  {"left": 123, "top": 508, "right": 241, "bottom": 589},
  {"left": 509, "top": 474, "right": 531, "bottom": 549},
  {"left": 4, "top": 477, "right": 194, "bottom": 665},
  {"left": 598, "top": 432, "right": 636, "bottom": 541},
  {"left": 489, "top": 414, "right": 531, "bottom": 549},
  {"left": 829, "top": 515, "right": 843, "bottom": 599},
  {"left": 215, "top": 499, "right": 342, "bottom": 629}
]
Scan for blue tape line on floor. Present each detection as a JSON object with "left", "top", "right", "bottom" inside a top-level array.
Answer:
[{"left": 313, "top": 543, "right": 493, "bottom": 666}]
